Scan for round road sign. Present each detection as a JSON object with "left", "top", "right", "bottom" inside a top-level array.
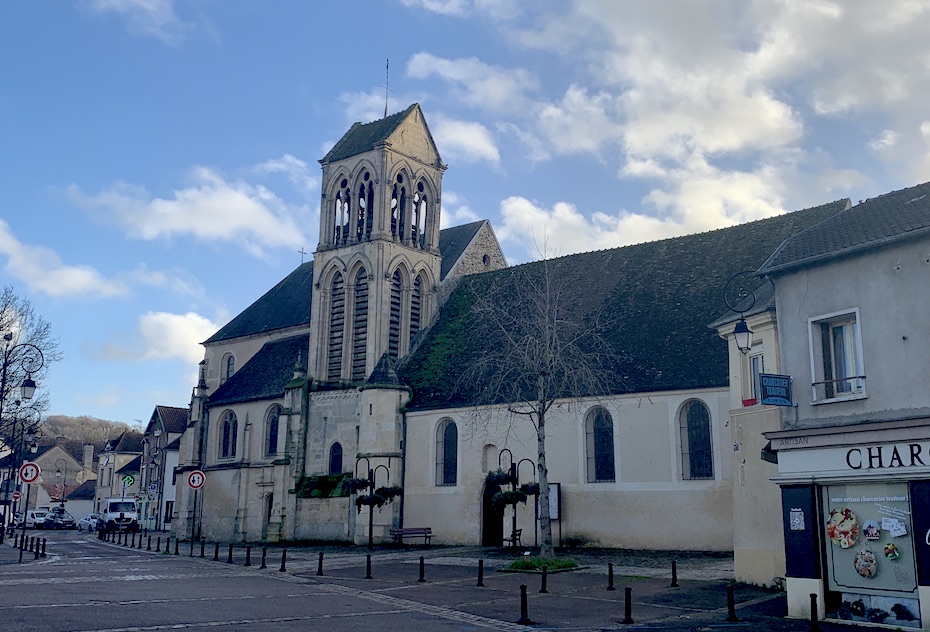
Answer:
[
  {"left": 11, "top": 491, "right": 21, "bottom": 502},
  {"left": 19, "top": 462, "right": 40, "bottom": 484},
  {"left": 188, "top": 470, "right": 206, "bottom": 489}
]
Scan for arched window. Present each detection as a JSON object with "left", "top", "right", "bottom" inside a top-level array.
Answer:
[
  {"left": 388, "top": 270, "right": 403, "bottom": 359},
  {"left": 327, "top": 271, "right": 345, "bottom": 381},
  {"left": 222, "top": 354, "right": 235, "bottom": 384},
  {"left": 679, "top": 400, "right": 714, "bottom": 480},
  {"left": 265, "top": 405, "right": 281, "bottom": 457},
  {"left": 435, "top": 419, "right": 457, "bottom": 486},
  {"left": 585, "top": 408, "right": 616, "bottom": 482},
  {"left": 414, "top": 181, "right": 428, "bottom": 248},
  {"left": 351, "top": 268, "right": 369, "bottom": 381},
  {"left": 332, "top": 178, "right": 350, "bottom": 246},
  {"left": 329, "top": 442, "right": 343, "bottom": 475},
  {"left": 409, "top": 275, "right": 422, "bottom": 344},
  {"left": 220, "top": 410, "right": 238, "bottom": 459}
]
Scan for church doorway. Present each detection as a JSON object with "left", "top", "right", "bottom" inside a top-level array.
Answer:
[
  {"left": 261, "top": 493, "right": 273, "bottom": 540},
  {"left": 482, "top": 483, "right": 504, "bottom": 546}
]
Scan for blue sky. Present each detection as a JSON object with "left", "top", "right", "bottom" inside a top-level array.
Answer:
[{"left": 2, "top": 0, "right": 929, "bottom": 424}]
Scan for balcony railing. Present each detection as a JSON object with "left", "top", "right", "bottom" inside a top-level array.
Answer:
[{"left": 811, "top": 375, "right": 866, "bottom": 402}]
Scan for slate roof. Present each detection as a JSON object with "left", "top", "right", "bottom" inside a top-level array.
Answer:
[
  {"left": 401, "top": 199, "right": 849, "bottom": 410},
  {"left": 205, "top": 262, "right": 314, "bottom": 344},
  {"left": 208, "top": 334, "right": 310, "bottom": 407},
  {"left": 761, "top": 182, "right": 930, "bottom": 274},
  {"left": 110, "top": 431, "right": 143, "bottom": 454},
  {"left": 116, "top": 455, "right": 141, "bottom": 474},
  {"left": 362, "top": 354, "right": 406, "bottom": 391},
  {"left": 154, "top": 405, "right": 188, "bottom": 434},
  {"left": 67, "top": 479, "right": 96, "bottom": 501},
  {"left": 439, "top": 220, "right": 485, "bottom": 280},
  {"left": 321, "top": 104, "right": 435, "bottom": 165}
]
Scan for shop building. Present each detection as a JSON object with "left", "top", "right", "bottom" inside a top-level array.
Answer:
[{"left": 758, "top": 182, "right": 930, "bottom": 629}]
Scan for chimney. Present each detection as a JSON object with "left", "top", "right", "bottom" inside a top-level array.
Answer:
[{"left": 83, "top": 444, "right": 94, "bottom": 471}]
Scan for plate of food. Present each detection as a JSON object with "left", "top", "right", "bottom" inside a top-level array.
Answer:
[
  {"left": 854, "top": 548, "right": 878, "bottom": 578},
  {"left": 827, "top": 507, "right": 860, "bottom": 548}
]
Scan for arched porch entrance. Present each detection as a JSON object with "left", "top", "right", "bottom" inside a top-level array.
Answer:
[{"left": 481, "top": 483, "right": 504, "bottom": 546}]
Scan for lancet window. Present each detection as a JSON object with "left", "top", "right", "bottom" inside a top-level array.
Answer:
[
  {"left": 332, "top": 178, "right": 351, "bottom": 247},
  {"left": 388, "top": 270, "right": 403, "bottom": 359},
  {"left": 327, "top": 272, "right": 345, "bottom": 381},
  {"left": 412, "top": 181, "right": 429, "bottom": 249},
  {"left": 356, "top": 172, "right": 374, "bottom": 242},
  {"left": 351, "top": 268, "right": 369, "bottom": 381},
  {"left": 410, "top": 274, "right": 422, "bottom": 345}
]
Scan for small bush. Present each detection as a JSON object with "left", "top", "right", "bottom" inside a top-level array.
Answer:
[{"left": 508, "top": 556, "right": 577, "bottom": 572}]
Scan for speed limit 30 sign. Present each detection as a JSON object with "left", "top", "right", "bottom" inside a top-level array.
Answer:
[{"left": 188, "top": 470, "right": 206, "bottom": 489}]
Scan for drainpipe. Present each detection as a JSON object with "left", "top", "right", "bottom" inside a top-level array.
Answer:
[{"left": 398, "top": 392, "right": 407, "bottom": 529}]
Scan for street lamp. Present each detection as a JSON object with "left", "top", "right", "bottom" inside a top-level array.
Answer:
[
  {"left": 55, "top": 458, "right": 66, "bottom": 508},
  {"left": 723, "top": 272, "right": 758, "bottom": 355}
]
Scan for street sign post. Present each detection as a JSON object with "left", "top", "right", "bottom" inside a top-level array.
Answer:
[
  {"left": 187, "top": 470, "right": 206, "bottom": 542},
  {"left": 11, "top": 491, "right": 21, "bottom": 502},
  {"left": 188, "top": 470, "right": 206, "bottom": 489}
]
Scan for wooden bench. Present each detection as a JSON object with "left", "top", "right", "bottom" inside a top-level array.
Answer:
[
  {"left": 390, "top": 527, "right": 433, "bottom": 545},
  {"left": 501, "top": 528, "right": 522, "bottom": 548}
]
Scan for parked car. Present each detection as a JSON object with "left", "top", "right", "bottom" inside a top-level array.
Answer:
[
  {"left": 24, "top": 509, "right": 49, "bottom": 529},
  {"left": 47, "top": 508, "right": 76, "bottom": 529},
  {"left": 77, "top": 513, "right": 102, "bottom": 532}
]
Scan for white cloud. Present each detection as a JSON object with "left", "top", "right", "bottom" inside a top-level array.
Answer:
[
  {"left": 406, "top": 53, "right": 537, "bottom": 112},
  {"left": 68, "top": 166, "right": 308, "bottom": 257},
  {"left": 92, "top": 310, "right": 216, "bottom": 363},
  {"left": 432, "top": 116, "right": 500, "bottom": 165},
  {"left": 535, "top": 85, "right": 624, "bottom": 155},
  {"left": 0, "top": 219, "right": 130, "bottom": 298},
  {"left": 439, "top": 191, "right": 480, "bottom": 228},
  {"left": 254, "top": 154, "right": 318, "bottom": 194},
  {"left": 399, "top": 0, "right": 469, "bottom": 16},
  {"left": 85, "top": 0, "right": 191, "bottom": 44},
  {"left": 868, "top": 130, "right": 898, "bottom": 152}
]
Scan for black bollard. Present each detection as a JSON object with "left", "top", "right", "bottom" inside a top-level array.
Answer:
[
  {"left": 28, "top": 536, "right": 33, "bottom": 552},
  {"left": 607, "top": 562, "right": 616, "bottom": 591},
  {"left": 33, "top": 543, "right": 39, "bottom": 560},
  {"left": 122, "top": 532, "right": 128, "bottom": 547},
  {"left": 476, "top": 559, "right": 485, "bottom": 587},
  {"left": 279, "top": 549, "right": 287, "bottom": 572},
  {"left": 670, "top": 560, "right": 679, "bottom": 588},
  {"left": 365, "top": 554, "right": 372, "bottom": 579},
  {"left": 539, "top": 565, "right": 548, "bottom": 593},
  {"left": 621, "top": 586, "right": 634, "bottom": 624},
  {"left": 147, "top": 535, "right": 151, "bottom": 551},
  {"left": 133, "top": 532, "right": 138, "bottom": 548},
  {"left": 227, "top": 543, "right": 233, "bottom": 564},
  {"left": 189, "top": 537, "right": 194, "bottom": 557},
  {"left": 245, "top": 546, "right": 251, "bottom": 567},
  {"left": 156, "top": 536, "right": 161, "bottom": 552},
  {"left": 260, "top": 547, "right": 268, "bottom": 570},
  {"left": 213, "top": 541, "right": 219, "bottom": 561},
  {"left": 809, "top": 593, "right": 820, "bottom": 632},
  {"left": 316, "top": 551, "right": 323, "bottom": 576},
  {"left": 41, "top": 538, "right": 46, "bottom": 557},
  {"left": 174, "top": 537, "right": 179, "bottom": 556},
  {"left": 200, "top": 538, "right": 205, "bottom": 558},
  {"left": 726, "top": 584, "right": 739, "bottom": 622},
  {"left": 518, "top": 584, "right": 532, "bottom": 625},
  {"left": 418, "top": 556, "right": 425, "bottom": 583}
]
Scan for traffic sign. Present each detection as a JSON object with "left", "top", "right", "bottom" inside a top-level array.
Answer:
[
  {"left": 149, "top": 483, "right": 157, "bottom": 493},
  {"left": 188, "top": 470, "right": 206, "bottom": 489},
  {"left": 19, "top": 462, "right": 40, "bottom": 484},
  {"left": 122, "top": 475, "right": 135, "bottom": 487},
  {"left": 11, "top": 491, "right": 21, "bottom": 502}
]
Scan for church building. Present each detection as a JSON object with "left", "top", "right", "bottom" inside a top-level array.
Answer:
[{"left": 173, "top": 104, "right": 851, "bottom": 558}]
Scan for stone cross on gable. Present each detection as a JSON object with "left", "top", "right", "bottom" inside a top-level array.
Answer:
[{"left": 298, "top": 247, "right": 307, "bottom": 263}]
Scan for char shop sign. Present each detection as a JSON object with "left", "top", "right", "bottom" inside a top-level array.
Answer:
[{"left": 778, "top": 440, "right": 930, "bottom": 477}]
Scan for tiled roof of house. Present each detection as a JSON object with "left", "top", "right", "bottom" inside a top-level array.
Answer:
[
  {"left": 402, "top": 199, "right": 849, "bottom": 410},
  {"left": 205, "top": 262, "right": 315, "bottom": 344},
  {"left": 208, "top": 334, "right": 310, "bottom": 407},
  {"left": 439, "top": 220, "right": 486, "bottom": 280},
  {"left": 155, "top": 405, "right": 188, "bottom": 434},
  {"left": 321, "top": 104, "right": 435, "bottom": 165},
  {"left": 111, "top": 431, "right": 143, "bottom": 454},
  {"left": 761, "top": 182, "right": 930, "bottom": 274}
]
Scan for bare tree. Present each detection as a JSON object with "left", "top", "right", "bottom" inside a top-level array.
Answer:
[
  {"left": 456, "top": 254, "right": 619, "bottom": 559},
  {"left": 0, "top": 285, "right": 62, "bottom": 445}
]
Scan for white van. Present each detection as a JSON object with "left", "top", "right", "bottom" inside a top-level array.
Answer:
[
  {"left": 102, "top": 498, "right": 140, "bottom": 532},
  {"left": 24, "top": 509, "right": 49, "bottom": 529}
]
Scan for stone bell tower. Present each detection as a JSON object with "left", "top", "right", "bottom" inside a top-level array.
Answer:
[{"left": 308, "top": 104, "right": 445, "bottom": 384}]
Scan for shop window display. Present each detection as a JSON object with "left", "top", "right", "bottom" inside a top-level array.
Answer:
[{"left": 822, "top": 482, "right": 920, "bottom": 627}]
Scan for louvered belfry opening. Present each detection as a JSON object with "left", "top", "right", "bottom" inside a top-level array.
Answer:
[
  {"left": 327, "top": 271, "right": 345, "bottom": 381},
  {"left": 409, "top": 275, "right": 422, "bottom": 344},
  {"left": 388, "top": 270, "right": 402, "bottom": 359},
  {"left": 351, "top": 268, "right": 369, "bottom": 381}
]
